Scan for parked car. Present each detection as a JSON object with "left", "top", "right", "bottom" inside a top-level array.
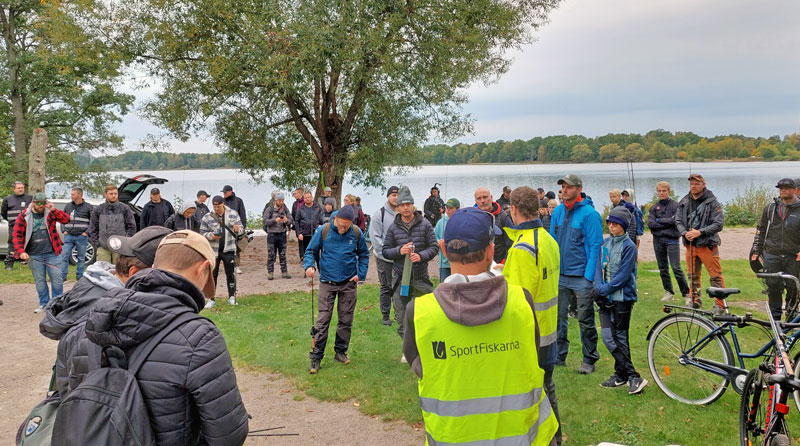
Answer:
[{"left": 0, "top": 175, "right": 168, "bottom": 263}]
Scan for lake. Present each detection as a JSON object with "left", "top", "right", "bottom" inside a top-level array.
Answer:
[{"left": 95, "top": 161, "right": 800, "bottom": 219}]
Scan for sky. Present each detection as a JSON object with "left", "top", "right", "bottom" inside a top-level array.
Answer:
[{"left": 115, "top": 0, "right": 800, "bottom": 153}]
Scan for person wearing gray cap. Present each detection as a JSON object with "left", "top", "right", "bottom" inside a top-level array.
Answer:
[
  {"left": 317, "top": 186, "right": 334, "bottom": 207},
  {"left": 751, "top": 178, "right": 800, "bottom": 320},
  {"left": 370, "top": 185, "right": 399, "bottom": 325},
  {"left": 263, "top": 192, "right": 293, "bottom": 280}
]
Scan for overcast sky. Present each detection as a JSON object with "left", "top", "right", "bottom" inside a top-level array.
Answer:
[{"left": 116, "top": 0, "right": 800, "bottom": 153}]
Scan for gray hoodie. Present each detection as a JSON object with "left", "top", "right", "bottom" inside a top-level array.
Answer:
[{"left": 369, "top": 202, "right": 397, "bottom": 262}]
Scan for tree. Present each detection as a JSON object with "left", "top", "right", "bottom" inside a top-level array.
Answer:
[
  {"left": 620, "top": 143, "right": 648, "bottom": 162},
  {"left": 570, "top": 144, "right": 593, "bottom": 163},
  {"left": 598, "top": 143, "right": 622, "bottom": 162},
  {"left": 121, "top": 0, "right": 560, "bottom": 201},
  {"left": 1, "top": 1, "right": 133, "bottom": 190}
]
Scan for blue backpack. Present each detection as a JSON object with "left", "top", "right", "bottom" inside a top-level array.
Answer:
[{"left": 634, "top": 207, "right": 645, "bottom": 236}]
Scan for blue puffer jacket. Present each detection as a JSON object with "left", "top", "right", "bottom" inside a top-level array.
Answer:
[
  {"left": 549, "top": 194, "right": 603, "bottom": 281},
  {"left": 303, "top": 222, "right": 370, "bottom": 283},
  {"left": 594, "top": 234, "right": 638, "bottom": 302}
]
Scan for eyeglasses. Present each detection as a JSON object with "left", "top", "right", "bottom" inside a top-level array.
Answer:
[{"left": 34, "top": 201, "right": 46, "bottom": 205}]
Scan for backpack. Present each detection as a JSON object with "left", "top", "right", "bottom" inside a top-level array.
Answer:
[
  {"left": 634, "top": 207, "right": 645, "bottom": 236},
  {"left": 16, "top": 367, "right": 60, "bottom": 446},
  {"left": 321, "top": 222, "right": 361, "bottom": 244},
  {"left": 51, "top": 312, "right": 203, "bottom": 446}
]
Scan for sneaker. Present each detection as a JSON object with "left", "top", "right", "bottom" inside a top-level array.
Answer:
[
  {"left": 5, "top": 265, "right": 12, "bottom": 271},
  {"left": 600, "top": 374, "right": 626, "bottom": 388},
  {"left": 400, "top": 354, "right": 408, "bottom": 364},
  {"left": 227, "top": 296, "right": 237, "bottom": 306},
  {"left": 577, "top": 363, "right": 595, "bottom": 375},
  {"left": 382, "top": 317, "right": 392, "bottom": 326},
  {"left": 661, "top": 291, "right": 675, "bottom": 302},
  {"left": 309, "top": 358, "right": 321, "bottom": 374},
  {"left": 282, "top": 272, "right": 291, "bottom": 279},
  {"left": 268, "top": 272, "right": 274, "bottom": 280},
  {"left": 235, "top": 267, "right": 243, "bottom": 274},
  {"left": 334, "top": 352, "right": 350, "bottom": 364},
  {"left": 33, "top": 306, "right": 44, "bottom": 314},
  {"left": 204, "top": 300, "right": 216, "bottom": 310},
  {"left": 684, "top": 295, "right": 693, "bottom": 306},
  {"left": 628, "top": 376, "right": 648, "bottom": 394}
]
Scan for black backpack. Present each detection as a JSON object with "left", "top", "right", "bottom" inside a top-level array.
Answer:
[{"left": 52, "top": 312, "right": 203, "bottom": 446}]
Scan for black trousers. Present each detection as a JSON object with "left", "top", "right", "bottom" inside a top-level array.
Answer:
[
  {"left": 267, "top": 232, "right": 288, "bottom": 273},
  {"left": 299, "top": 234, "right": 313, "bottom": 260},
  {"left": 653, "top": 236, "right": 689, "bottom": 296},
  {"left": 375, "top": 257, "right": 394, "bottom": 319},
  {"left": 212, "top": 251, "right": 236, "bottom": 298},
  {"left": 311, "top": 281, "right": 358, "bottom": 360},
  {"left": 5, "top": 224, "right": 15, "bottom": 268},
  {"left": 598, "top": 301, "right": 639, "bottom": 381},
  {"left": 764, "top": 252, "right": 800, "bottom": 320}
]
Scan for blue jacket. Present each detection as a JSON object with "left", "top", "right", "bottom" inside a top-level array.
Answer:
[
  {"left": 549, "top": 194, "right": 603, "bottom": 281},
  {"left": 594, "top": 234, "right": 638, "bottom": 303},
  {"left": 303, "top": 222, "right": 370, "bottom": 283}
]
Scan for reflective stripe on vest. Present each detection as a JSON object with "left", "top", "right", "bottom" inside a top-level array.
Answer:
[
  {"left": 503, "top": 227, "right": 560, "bottom": 348},
  {"left": 414, "top": 285, "right": 557, "bottom": 446}
]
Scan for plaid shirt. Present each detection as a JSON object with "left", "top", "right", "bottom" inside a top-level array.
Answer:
[{"left": 13, "top": 206, "right": 70, "bottom": 257}]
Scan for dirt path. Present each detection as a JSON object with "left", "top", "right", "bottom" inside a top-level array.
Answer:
[{"left": 0, "top": 228, "right": 756, "bottom": 443}]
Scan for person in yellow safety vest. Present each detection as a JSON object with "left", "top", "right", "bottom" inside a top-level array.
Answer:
[
  {"left": 502, "top": 186, "right": 562, "bottom": 446},
  {"left": 402, "top": 207, "right": 558, "bottom": 446}
]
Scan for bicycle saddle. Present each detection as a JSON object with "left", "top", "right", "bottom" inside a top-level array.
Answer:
[{"left": 706, "top": 287, "right": 741, "bottom": 299}]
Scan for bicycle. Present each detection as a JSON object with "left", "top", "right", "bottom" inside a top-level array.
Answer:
[
  {"left": 740, "top": 303, "right": 800, "bottom": 446},
  {"left": 646, "top": 272, "right": 800, "bottom": 406}
]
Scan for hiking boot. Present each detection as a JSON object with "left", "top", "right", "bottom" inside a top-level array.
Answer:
[
  {"left": 600, "top": 374, "right": 627, "bottom": 388},
  {"left": 692, "top": 299, "right": 702, "bottom": 309},
  {"left": 382, "top": 316, "right": 392, "bottom": 326},
  {"left": 33, "top": 306, "right": 44, "bottom": 314},
  {"left": 268, "top": 272, "right": 274, "bottom": 280},
  {"left": 204, "top": 299, "right": 216, "bottom": 310},
  {"left": 309, "top": 358, "right": 321, "bottom": 374},
  {"left": 661, "top": 291, "right": 675, "bottom": 302},
  {"left": 628, "top": 376, "right": 648, "bottom": 394},
  {"left": 282, "top": 272, "right": 291, "bottom": 279},
  {"left": 577, "top": 363, "right": 595, "bottom": 375},
  {"left": 227, "top": 296, "right": 237, "bottom": 306},
  {"left": 334, "top": 352, "right": 351, "bottom": 364},
  {"left": 400, "top": 354, "right": 408, "bottom": 364}
]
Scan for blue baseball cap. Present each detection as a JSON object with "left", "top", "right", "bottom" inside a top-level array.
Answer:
[{"left": 443, "top": 207, "right": 501, "bottom": 254}]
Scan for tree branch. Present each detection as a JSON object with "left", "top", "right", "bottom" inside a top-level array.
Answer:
[{"left": 285, "top": 95, "right": 322, "bottom": 159}]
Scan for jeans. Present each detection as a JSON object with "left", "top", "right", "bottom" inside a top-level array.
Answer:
[
  {"left": 267, "top": 232, "right": 288, "bottom": 273},
  {"left": 212, "top": 251, "right": 237, "bottom": 298},
  {"left": 439, "top": 267, "right": 451, "bottom": 282},
  {"left": 598, "top": 301, "right": 639, "bottom": 381},
  {"left": 311, "top": 281, "right": 358, "bottom": 360},
  {"left": 557, "top": 278, "right": 599, "bottom": 365},
  {"left": 29, "top": 253, "right": 63, "bottom": 307},
  {"left": 375, "top": 257, "right": 394, "bottom": 319},
  {"left": 60, "top": 233, "right": 88, "bottom": 280},
  {"left": 653, "top": 236, "right": 689, "bottom": 296},
  {"left": 763, "top": 252, "right": 800, "bottom": 320}
]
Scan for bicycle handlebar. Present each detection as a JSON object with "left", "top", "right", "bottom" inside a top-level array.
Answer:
[
  {"left": 765, "top": 373, "right": 800, "bottom": 391},
  {"left": 711, "top": 313, "right": 800, "bottom": 330},
  {"left": 756, "top": 272, "right": 800, "bottom": 294}
]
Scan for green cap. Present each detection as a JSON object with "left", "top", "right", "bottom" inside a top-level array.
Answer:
[
  {"left": 557, "top": 174, "right": 583, "bottom": 188},
  {"left": 445, "top": 198, "right": 460, "bottom": 208},
  {"left": 33, "top": 192, "right": 47, "bottom": 202}
]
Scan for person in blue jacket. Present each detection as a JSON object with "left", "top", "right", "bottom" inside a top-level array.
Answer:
[
  {"left": 592, "top": 206, "right": 648, "bottom": 395},
  {"left": 304, "top": 205, "right": 370, "bottom": 374},
  {"left": 550, "top": 174, "right": 604, "bottom": 374}
]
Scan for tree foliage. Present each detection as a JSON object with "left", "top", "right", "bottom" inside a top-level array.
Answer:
[{"left": 113, "top": 0, "right": 560, "bottom": 199}]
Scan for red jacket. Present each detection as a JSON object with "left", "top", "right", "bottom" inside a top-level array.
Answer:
[{"left": 12, "top": 206, "right": 70, "bottom": 257}]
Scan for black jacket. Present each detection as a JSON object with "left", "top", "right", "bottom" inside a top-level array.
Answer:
[
  {"left": 486, "top": 202, "right": 513, "bottom": 263},
  {"left": 382, "top": 211, "right": 439, "bottom": 279},
  {"left": 193, "top": 201, "right": 210, "bottom": 224},
  {"left": 423, "top": 195, "right": 445, "bottom": 227},
  {"left": 752, "top": 198, "right": 800, "bottom": 257},
  {"left": 295, "top": 203, "right": 322, "bottom": 236},
  {"left": 1, "top": 193, "right": 32, "bottom": 226},
  {"left": 648, "top": 198, "right": 680, "bottom": 239},
  {"left": 224, "top": 193, "right": 247, "bottom": 227},
  {"left": 62, "top": 201, "right": 93, "bottom": 235},
  {"left": 164, "top": 213, "right": 200, "bottom": 232},
  {"left": 141, "top": 199, "right": 175, "bottom": 228},
  {"left": 676, "top": 188, "right": 724, "bottom": 247},
  {"left": 88, "top": 201, "right": 137, "bottom": 249},
  {"left": 79, "top": 268, "right": 249, "bottom": 445}
]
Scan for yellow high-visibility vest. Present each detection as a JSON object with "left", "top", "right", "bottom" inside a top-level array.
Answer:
[{"left": 414, "top": 284, "right": 558, "bottom": 445}]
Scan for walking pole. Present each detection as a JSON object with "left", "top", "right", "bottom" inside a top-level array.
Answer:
[{"left": 310, "top": 276, "right": 318, "bottom": 349}]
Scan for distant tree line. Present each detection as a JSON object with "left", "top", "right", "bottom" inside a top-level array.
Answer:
[
  {"left": 420, "top": 130, "right": 800, "bottom": 164},
  {"left": 77, "top": 151, "right": 239, "bottom": 171}
]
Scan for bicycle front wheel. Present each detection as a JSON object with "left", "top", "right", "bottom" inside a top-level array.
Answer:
[
  {"left": 740, "top": 368, "right": 767, "bottom": 446},
  {"left": 648, "top": 313, "right": 734, "bottom": 405}
]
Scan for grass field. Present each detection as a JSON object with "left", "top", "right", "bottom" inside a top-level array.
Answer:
[
  {"left": 205, "top": 259, "right": 800, "bottom": 445},
  {"left": 0, "top": 261, "right": 79, "bottom": 284}
]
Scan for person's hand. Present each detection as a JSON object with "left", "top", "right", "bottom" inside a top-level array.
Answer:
[
  {"left": 685, "top": 229, "right": 701, "bottom": 241},
  {"left": 233, "top": 224, "right": 241, "bottom": 233},
  {"left": 81, "top": 232, "right": 87, "bottom": 237},
  {"left": 410, "top": 253, "right": 421, "bottom": 263},
  {"left": 796, "top": 251, "right": 800, "bottom": 261},
  {"left": 63, "top": 231, "right": 68, "bottom": 236},
  {"left": 400, "top": 242, "right": 413, "bottom": 255},
  {"left": 19, "top": 252, "right": 29, "bottom": 261},
  {"left": 305, "top": 267, "right": 315, "bottom": 278},
  {"left": 350, "top": 275, "right": 359, "bottom": 282},
  {"left": 212, "top": 234, "right": 221, "bottom": 240},
  {"left": 298, "top": 234, "right": 304, "bottom": 241},
  {"left": 751, "top": 253, "right": 760, "bottom": 261},
  {"left": 44, "top": 201, "right": 55, "bottom": 211}
]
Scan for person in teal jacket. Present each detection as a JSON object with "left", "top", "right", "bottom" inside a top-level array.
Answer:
[
  {"left": 434, "top": 198, "right": 460, "bottom": 281},
  {"left": 550, "top": 174, "right": 604, "bottom": 375}
]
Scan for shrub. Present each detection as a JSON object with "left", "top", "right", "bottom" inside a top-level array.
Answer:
[{"left": 723, "top": 185, "right": 773, "bottom": 227}]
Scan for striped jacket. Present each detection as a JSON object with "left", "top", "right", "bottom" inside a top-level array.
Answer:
[
  {"left": 62, "top": 201, "right": 93, "bottom": 235},
  {"left": 13, "top": 205, "right": 71, "bottom": 256},
  {"left": 200, "top": 206, "right": 244, "bottom": 254}
]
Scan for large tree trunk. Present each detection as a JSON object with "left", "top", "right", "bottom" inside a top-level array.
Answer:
[
  {"left": 28, "top": 127, "right": 47, "bottom": 194},
  {"left": 315, "top": 155, "right": 346, "bottom": 205},
  {"left": 2, "top": 8, "right": 28, "bottom": 181}
]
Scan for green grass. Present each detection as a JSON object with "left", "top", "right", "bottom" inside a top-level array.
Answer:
[{"left": 200, "top": 260, "right": 796, "bottom": 444}]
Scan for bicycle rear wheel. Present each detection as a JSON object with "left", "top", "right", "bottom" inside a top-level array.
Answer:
[
  {"left": 648, "top": 313, "right": 734, "bottom": 405},
  {"left": 740, "top": 368, "right": 768, "bottom": 446}
]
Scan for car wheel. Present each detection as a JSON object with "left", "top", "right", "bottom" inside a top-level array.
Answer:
[{"left": 70, "top": 242, "right": 97, "bottom": 266}]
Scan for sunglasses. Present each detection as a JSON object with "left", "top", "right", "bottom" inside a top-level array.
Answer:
[{"left": 34, "top": 201, "right": 46, "bottom": 206}]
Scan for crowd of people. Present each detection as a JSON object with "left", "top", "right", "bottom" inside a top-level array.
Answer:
[{"left": 4, "top": 172, "right": 800, "bottom": 445}]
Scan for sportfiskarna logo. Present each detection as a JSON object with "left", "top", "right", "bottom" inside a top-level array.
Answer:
[{"left": 432, "top": 341, "right": 447, "bottom": 359}]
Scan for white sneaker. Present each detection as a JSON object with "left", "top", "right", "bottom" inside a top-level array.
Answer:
[
  {"left": 661, "top": 291, "right": 675, "bottom": 302},
  {"left": 235, "top": 267, "right": 243, "bottom": 274},
  {"left": 204, "top": 300, "right": 216, "bottom": 310},
  {"left": 33, "top": 306, "right": 44, "bottom": 314},
  {"left": 400, "top": 354, "right": 408, "bottom": 364},
  {"left": 227, "top": 296, "right": 237, "bottom": 306}
]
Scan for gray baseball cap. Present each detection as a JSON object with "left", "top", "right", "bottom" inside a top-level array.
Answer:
[{"left": 557, "top": 174, "right": 583, "bottom": 188}]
